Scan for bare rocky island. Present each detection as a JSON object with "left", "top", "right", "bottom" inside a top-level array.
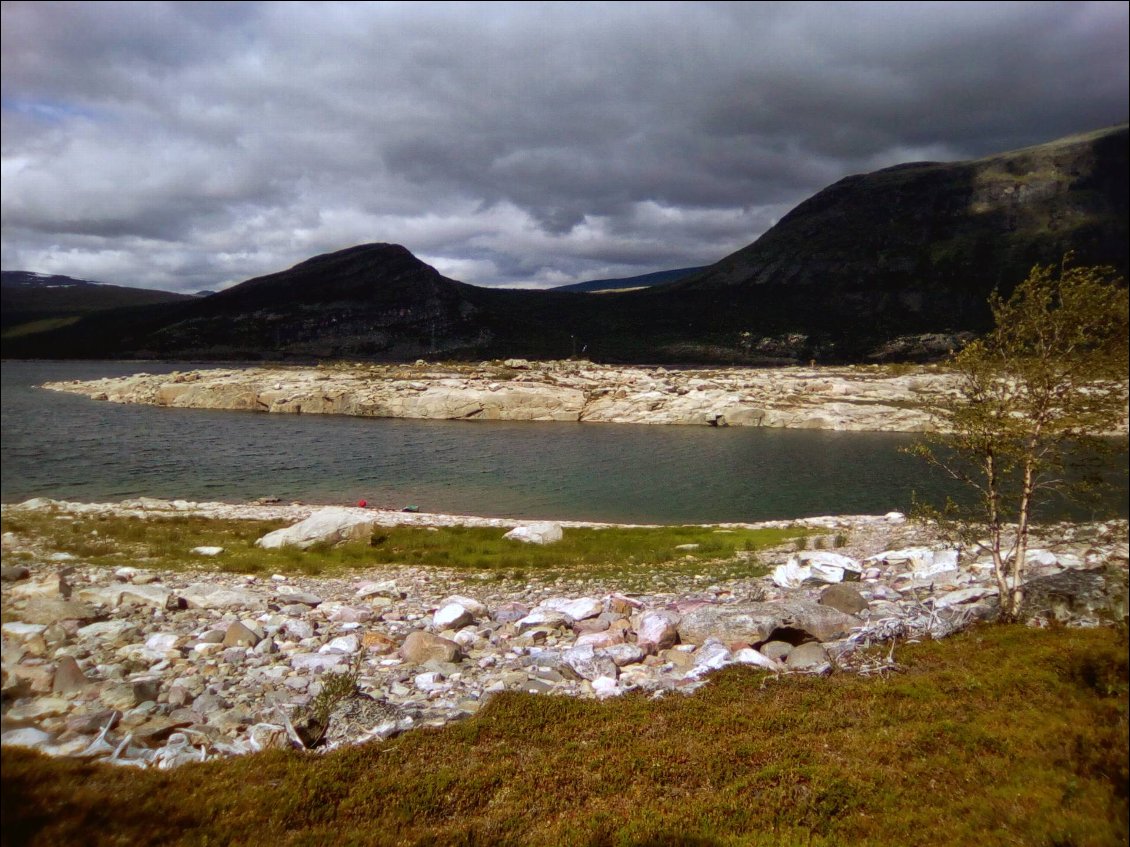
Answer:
[{"left": 46, "top": 359, "right": 971, "bottom": 433}]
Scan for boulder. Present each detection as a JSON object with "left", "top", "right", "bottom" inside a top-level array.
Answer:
[
  {"left": 515, "top": 609, "right": 573, "bottom": 632},
  {"left": 491, "top": 601, "right": 531, "bottom": 623},
  {"left": 398, "top": 631, "right": 462, "bottom": 665},
  {"left": 636, "top": 610, "right": 681, "bottom": 653},
  {"left": 256, "top": 508, "right": 379, "bottom": 550},
  {"left": 868, "top": 547, "right": 959, "bottom": 579},
  {"left": 539, "top": 597, "right": 602, "bottom": 620},
  {"left": 785, "top": 642, "right": 831, "bottom": 672},
  {"left": 560, "top": 645, "right": 619, "bottom": 681},
  {"left": 52, "top": 656, "right": 92, "bottom": 695},
  {"left": 734, "top": 647, "right": 783, "bottom": 671},
  {"left": 503, "top": 523, "right": 563, "bottom": 545},
  {"left": 772, "top": 552, "right": 862, "bottom": 587},
  {"left": 433, "top": 602, "right": 475, "bottom": 631},
  {"left": 320, "top": 635, "right": 361, "bottom": 655},
  {"left": 181, "top": 584, "right": 264, "bottom": 610},
  {"left": 119, "top": 585, "right": 173, "bottom": 609},
  {"left": 677, "top": 600, "right": 858, "bottom": 646},
  {"left": 574, "top": 629, "right": 625, "bottom": 649},
  {"left": 19, "top": 597, "right": 100, "bottom": 625},
  {"left": 222, "top": 622, "right": 261, "bottom": 648},
  {"left": 602, "top": 643, "right": 646, "bottom": 667},
  {"left": 441, "top": 595, "right": 488, "bottom": 618},
  {"left": 1, "top": 565, "right": 30, "bottom": 581},
  {"left": 819, "top": 584, "right": 869, "bottom": 616},
  {"left": 759, "top": 640, "right": 794, "bottom": 661}
]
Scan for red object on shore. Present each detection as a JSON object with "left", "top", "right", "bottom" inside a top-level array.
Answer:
[{"left": 357, "top": 499, "right": 367, "bottom": 508}]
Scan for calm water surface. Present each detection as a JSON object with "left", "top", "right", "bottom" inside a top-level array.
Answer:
[{"left": 2, "top": 361, "right": 1125, "bottom": 523}]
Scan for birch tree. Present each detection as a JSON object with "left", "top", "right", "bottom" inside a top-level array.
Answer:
[{"left": 911, "top": 259, "right": 1128, "bottom": 620}]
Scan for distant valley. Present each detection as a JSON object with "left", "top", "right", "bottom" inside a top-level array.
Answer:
[{"left": 3, "top": 124, "right": 1126, "bottom": 364}]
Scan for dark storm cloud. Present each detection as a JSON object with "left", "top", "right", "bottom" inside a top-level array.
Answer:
[{"left": 2, "top": 1, "right": 1127, "bottom": 291}]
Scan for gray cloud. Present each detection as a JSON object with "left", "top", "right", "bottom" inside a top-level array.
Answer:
[{"left": 2, "top": 1, "right": 1127, "bottom": 292}]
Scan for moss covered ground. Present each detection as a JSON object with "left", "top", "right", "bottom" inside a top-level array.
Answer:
[
  {"left": 0, "top": 511, "right": 801, "bottom": 583},
  {"left": 2, "top": 625, "right": 1126, "bottom": 847}
]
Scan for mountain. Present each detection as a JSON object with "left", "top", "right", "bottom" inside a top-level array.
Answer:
[
  {"left": 4, "top": 125, "right": 1126, "bottom": 363},
  {"left": 552, "top": 266, "right": 709, "bottom": 293},
  {"left": 658, "top": 124, "right": 1128, "bottom": 357},
  {"left": 1, "top": 271, "right": 194, "bottom": 340}
]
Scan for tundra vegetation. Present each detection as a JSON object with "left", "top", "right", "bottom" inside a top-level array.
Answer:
[
  {"left": 2, "top": 625, "right": 1126, "bottom": 846},
  {"left": 910, "top": 259, "right": 1129, "bottom": 620}
]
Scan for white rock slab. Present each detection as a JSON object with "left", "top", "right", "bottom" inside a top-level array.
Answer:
[{"left": 503, "top": 523, "right": 563, "bottom": 545}]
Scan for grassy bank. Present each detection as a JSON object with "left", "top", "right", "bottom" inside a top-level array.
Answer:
[
  {"left": 0, "top": 511, "right": 806, "bottom": 581},
  {"left": 3, "top": 625, "right": 1127, "bottom": 847}
]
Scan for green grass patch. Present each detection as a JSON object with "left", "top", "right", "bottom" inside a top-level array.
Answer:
[
  {"left": 2, "top": 625, "right": 1126, "bottom": 846},
  {"left": 0, "top": 511, "right": 802, "bottom": 581},
  {"left": 0, "top": 316, "right": 83, "bottom": 339}
]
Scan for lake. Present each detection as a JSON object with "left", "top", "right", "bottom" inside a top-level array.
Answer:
[{"left": 1, "top": 360, "right": 1125, "bottom": 524}]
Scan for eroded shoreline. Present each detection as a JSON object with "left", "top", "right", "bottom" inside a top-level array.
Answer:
[{"left": 2, "top": 496, "right": 1126, "bottom": 770}]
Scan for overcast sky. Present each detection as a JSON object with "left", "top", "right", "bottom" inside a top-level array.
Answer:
[{"left": 2, "top": 1, "right": 1127, "bottom": 292}]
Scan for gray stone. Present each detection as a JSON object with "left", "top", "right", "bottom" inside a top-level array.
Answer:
[
  {"left": 131, "top": 676, "right": 162, "bottom": 703},
  {"left": 100, "top": 682, "right": 140, "bottom": 710},
  {"left": 319, "top": 634, "right": 360, "bottom": 655},
  {"left": 192, "top": 692, "right": 231, "bottom": 714},
  {"left": 433, "top": 603, "right": 474, "bottom": 631},
  {"left": 398, "top": 631, "right": 462, "bottom": 665},
  {"left": 540, "top": 597, "right": 603, "bottom": 621},
  {"left": 290, "top": 653, "right": 347, "bottom": 673},
  {"left": 491, "top": 601, "right": 531, "bottom": 623},
  {"left": 1, "top": 565, "right": 30, "bottom": 582},
  {"left": 785, "top": 642, "right": 831, "bottom": 672},
  {"left": 52, "top": 655, "right": 92, "bottom": 695},
  {"left": 515, "top": 609, "right": 572, "bottom": 632},
  {"left": 759, "top": 640, "right": 794, "bottom": 661},
  {"left": 677, "top": 600, "right": 858, "bottom": 646},
  {"left": 222, "top": 621, "right": 261, "bottom": 648},
  {"left": 636, "top": 610, "right": 681, "bottom": 652},
  {"left": 503, "top": 523, "right": 563, "bottom": 545},
  {"left": 275, "top": 590, "right": 323, "bottom": 607},
  {"left": 819, "top": 584, "right": 869, "bottom": 616},
  {"left": 256, "top": 508, "right": 379, "bottom": 550},
  {"left": 560, "top": 644, "right": 619, "bottom": 681},
  {"left": 181, "top": 583, "right": 264, "bottom": 610},
  {"left": 119, "top": 585, "right": 173, "bottom": 609},
  {"left": 602, "top": 643, "right": 646, "bottom": 667},
  {"left": 1, "top": 727, "right": 54, "bottom": 749}
]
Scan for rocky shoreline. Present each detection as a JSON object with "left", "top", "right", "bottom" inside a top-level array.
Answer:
[
  {"left": 2, "top": 497, "right": 1126, "bottom": 769},
  {"left": 44, "top": 360, "right": 972, "bottom": 433}
]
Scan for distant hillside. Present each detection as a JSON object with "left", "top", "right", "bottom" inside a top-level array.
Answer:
[
  {"left": 552, "top": 267, "right": 708, "bottom": 293},
  {"left": 4, "top": 125, "right": 1126, "bottom": 364},
  {"left": 1, "top": 271, "right": 194, "bottom": 339},
  {"left": 662, "top": 124, "right": 1128, "bottom": 358}
]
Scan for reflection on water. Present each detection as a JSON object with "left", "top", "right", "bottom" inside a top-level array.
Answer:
[{"left": 2, "top": 361, "right": 1125, "bottom": 523}]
